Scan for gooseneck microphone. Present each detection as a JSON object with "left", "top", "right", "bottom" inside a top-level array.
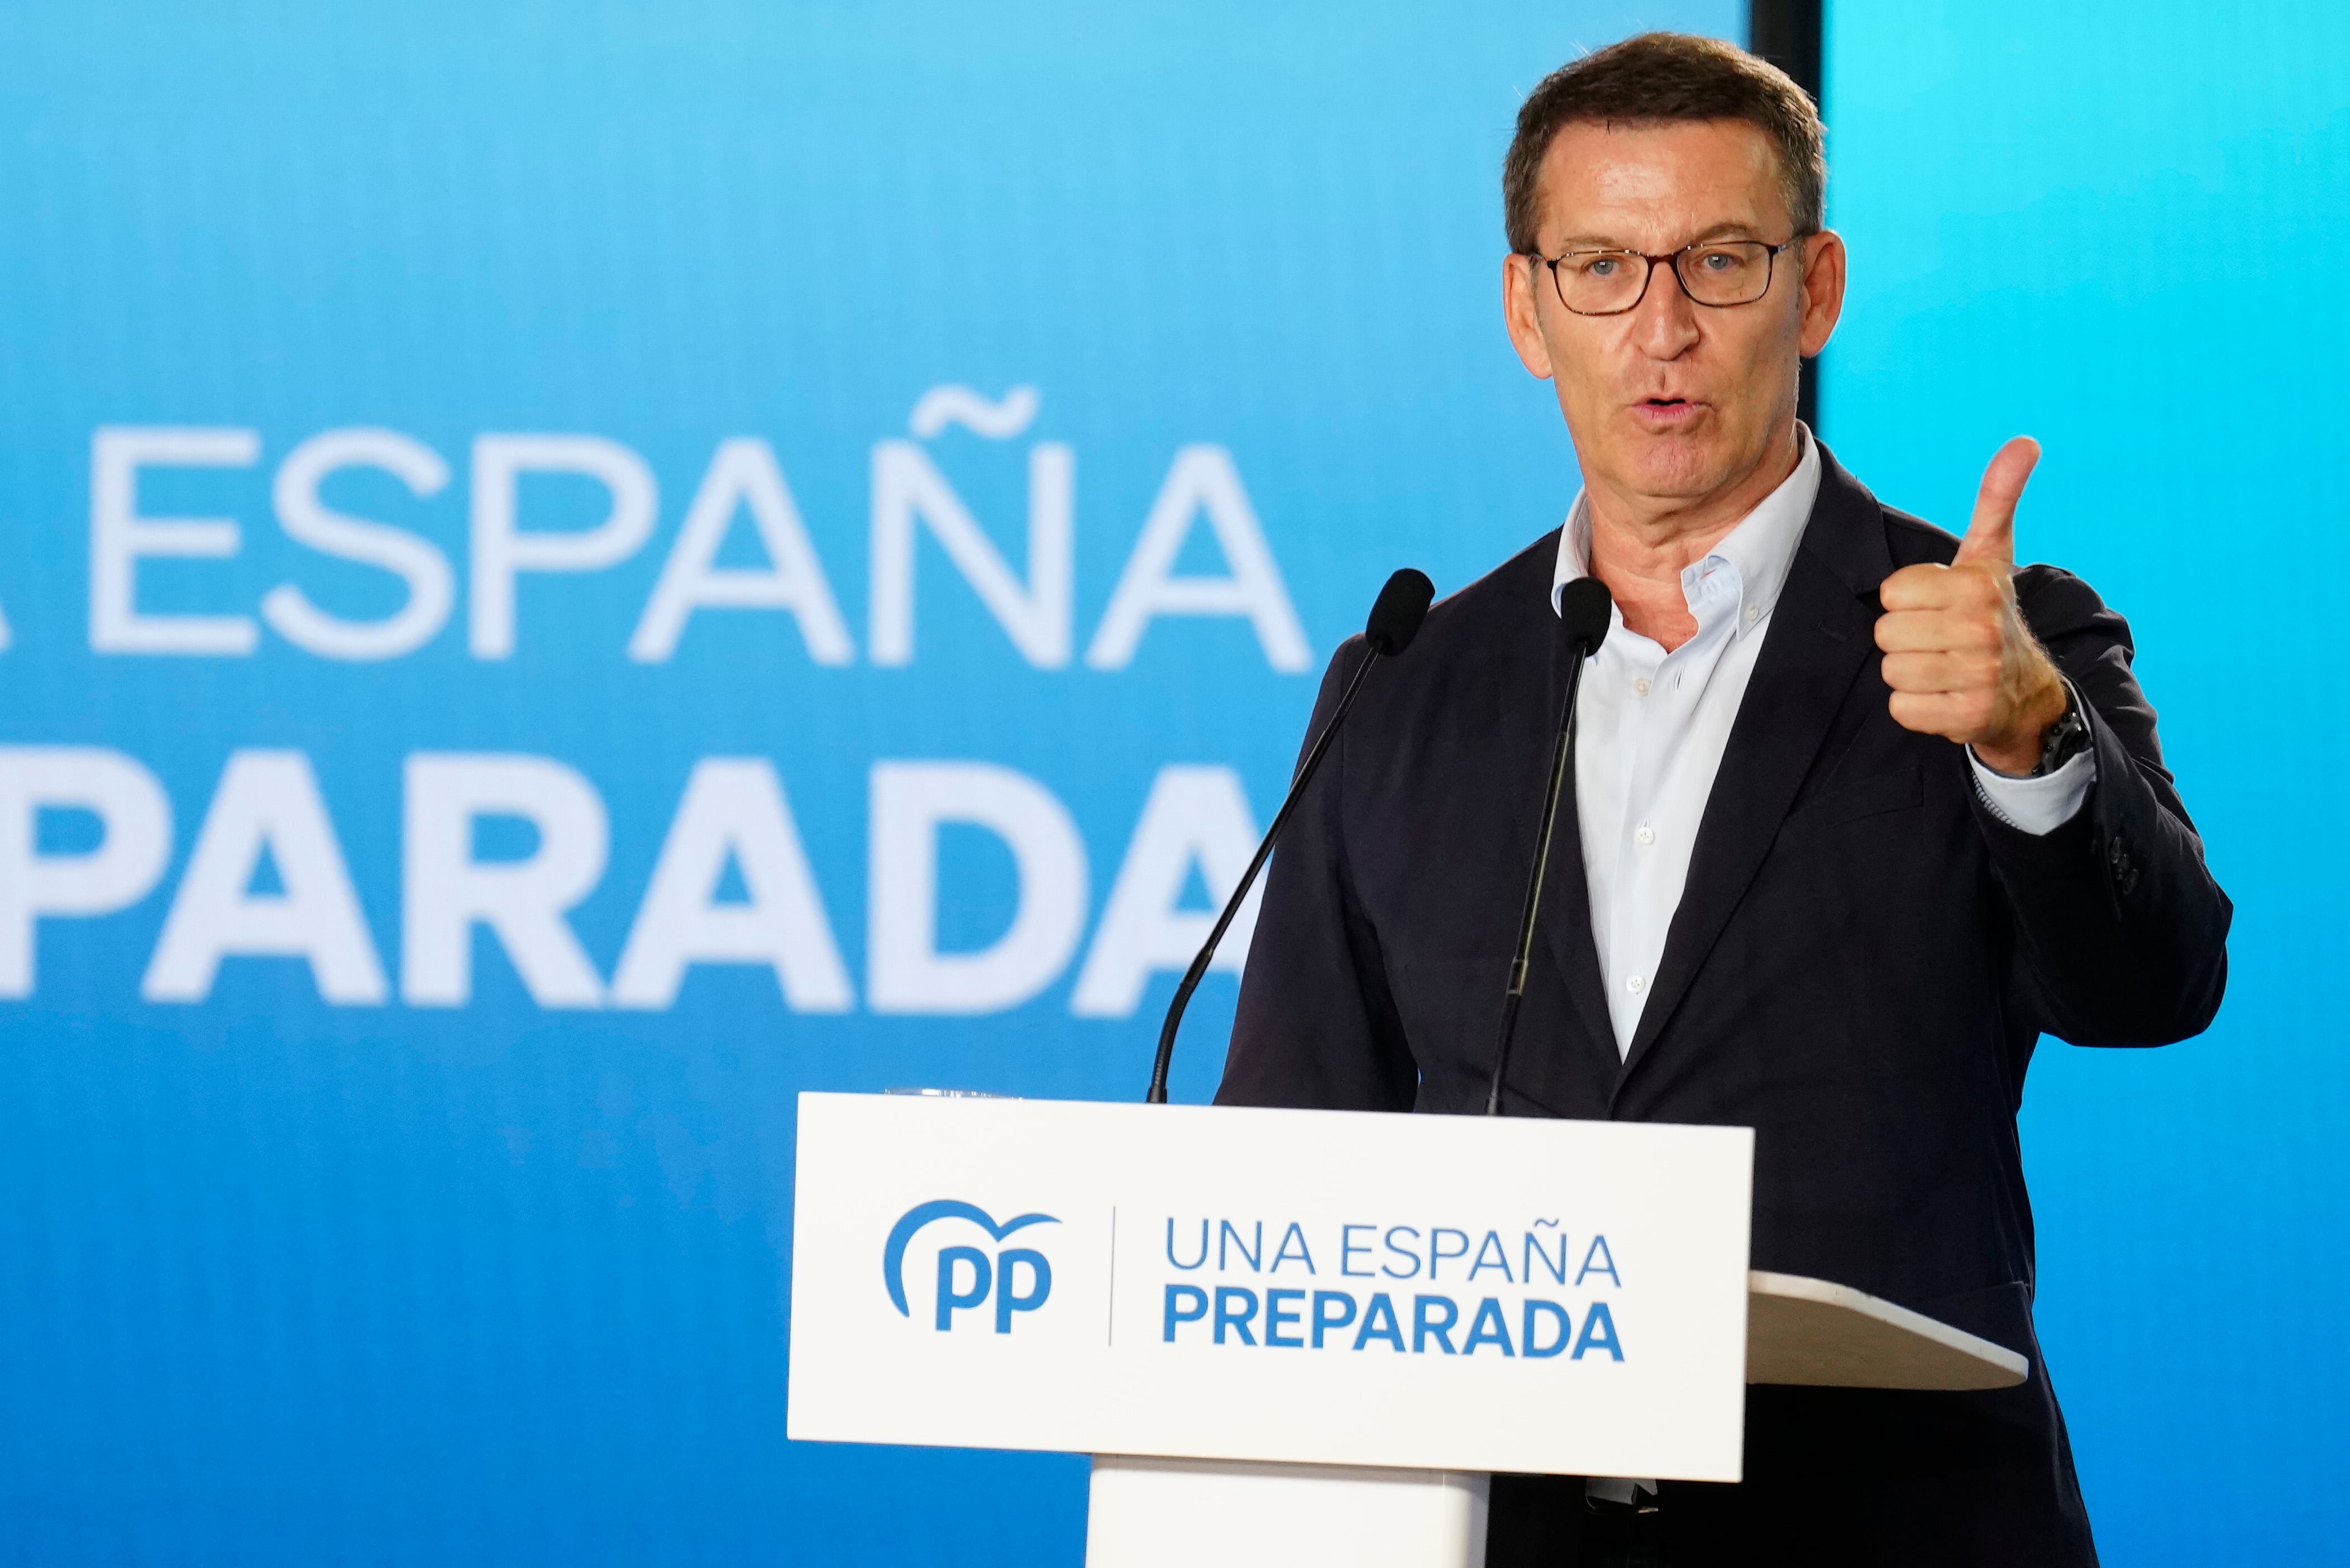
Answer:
[
  {"left": 1484, "top": 575, "right": 1613, "bottom": 1116},
  {"left": 1145, "top": 568, "right": 1436, "bottom": 1105}
]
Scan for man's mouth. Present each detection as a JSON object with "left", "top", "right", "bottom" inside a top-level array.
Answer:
[{"left": 1633, "top": 396, "right": 1704, "bottom": 426}]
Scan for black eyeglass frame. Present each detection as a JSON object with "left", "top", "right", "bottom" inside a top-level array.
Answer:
[{"left": 1522, "top": 236, "right": 1811, "bottom": 317}]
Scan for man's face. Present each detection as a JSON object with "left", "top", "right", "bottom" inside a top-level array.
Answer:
[{"left": 1504, "top": 118, "right": 1842, "bottom": 508}]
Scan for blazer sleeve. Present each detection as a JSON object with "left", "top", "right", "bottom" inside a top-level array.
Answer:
[
  {"left": 1975, "top": 566, "right": 2233, "bottom": 1046},
  {"left": 1214, "top": 638, "right": 1420, "bottom": 1111}
]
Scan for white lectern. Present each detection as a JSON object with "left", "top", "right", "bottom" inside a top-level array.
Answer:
[{"left": 786, "top": 1093, "right": 2025, "bottom": 1567}]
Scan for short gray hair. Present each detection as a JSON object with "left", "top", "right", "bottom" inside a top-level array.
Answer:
[{"left": 1503, "top": 32, "right": 1826, "bottom": 253}]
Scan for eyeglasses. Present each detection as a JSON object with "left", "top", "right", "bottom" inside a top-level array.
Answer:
[{"left": 1524, "top": 237, "right": 1804, "bottom": 316}]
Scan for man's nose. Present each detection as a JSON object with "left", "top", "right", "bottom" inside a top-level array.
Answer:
[{"left": 1629, "top": 258, "right": 1702, "bottom": 357}]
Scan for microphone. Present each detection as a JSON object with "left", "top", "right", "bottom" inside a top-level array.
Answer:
[
  {"left": 1145, "top": 567, "right": 1436, "bottom": 1105},
  {"left": 1484, "top": 575, "right": 1612, "bottom": 1115}
]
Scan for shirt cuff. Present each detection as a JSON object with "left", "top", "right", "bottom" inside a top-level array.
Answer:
[{"left": 1969, "top": 745, "right": 2096, "bottom": 835}]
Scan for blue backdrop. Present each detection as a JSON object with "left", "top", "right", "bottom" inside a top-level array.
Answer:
[
  {"left": 1, "top": 3, "right": 2331, "bottom": 1564},
  {"left": 0, "top": 4, "right": 1737, "bottom": 1564},
  {"left": 1828, "top": 5, "right": 2348, "bottom": 1562}
]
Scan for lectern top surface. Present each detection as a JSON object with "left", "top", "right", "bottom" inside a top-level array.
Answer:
[{"left": 1745, "top": 1271, "right": 2028, "bottom": 1392}]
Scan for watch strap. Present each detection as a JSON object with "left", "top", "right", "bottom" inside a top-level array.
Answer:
[{"left": 2034, "top": 686, "right": 2091, "bottom": 777}]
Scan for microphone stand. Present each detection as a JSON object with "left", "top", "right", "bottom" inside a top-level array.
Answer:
[
  {"left": 1144, "top": 642, "right": 1386, "bottom": 1106},
  {"left": 1484, "top": 629, "right": 1598, "bottom": 1116}
]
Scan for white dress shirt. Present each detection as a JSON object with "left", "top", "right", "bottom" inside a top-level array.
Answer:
[{"left": 1551, "top": 426, "right": 2095, "bottom": 1059}]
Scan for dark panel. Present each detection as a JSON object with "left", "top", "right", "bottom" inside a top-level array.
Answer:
[
  {"left": 1749, "top": 0, "right": 1822, "bottom": 102},
  {"left": 1750, "top": 0, "right": 1823, "bottom": 432}
]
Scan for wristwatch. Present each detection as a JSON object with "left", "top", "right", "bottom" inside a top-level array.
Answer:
[{"left": 2033, "top": 687, "right": 2091, "bottom": 777}]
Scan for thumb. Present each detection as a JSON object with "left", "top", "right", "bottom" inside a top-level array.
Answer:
[{"left": 1954, "top": 436, "right": 2039, "bottom": 570}]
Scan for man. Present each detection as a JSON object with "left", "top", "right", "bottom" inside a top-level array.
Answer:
[{"left": 1215, "top": 32, "right": 2229, "bottom": 1568}]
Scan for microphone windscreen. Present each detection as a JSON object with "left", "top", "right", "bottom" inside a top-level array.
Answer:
[
  {"left": 1365, "top": 568, "right": 1436, "bottom": 656},
  {"left": 1560, "top": 576, "right": 1613, "bottom": 652}
]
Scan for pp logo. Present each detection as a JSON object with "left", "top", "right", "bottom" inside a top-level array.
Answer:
[{"left": 882, "top": 1199, "right": 1059, "bottom": 1333}]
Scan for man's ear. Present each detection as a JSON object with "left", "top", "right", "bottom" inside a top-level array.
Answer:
[
  {"left": 1503, "top": 254, "right": 1558, "bottom": 380},
  {"left": 1798, "top": 230, "right": 1846, "bottom": 358}
]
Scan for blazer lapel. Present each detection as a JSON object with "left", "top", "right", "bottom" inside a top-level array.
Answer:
[{"left": 1612, "top": 453, "right": 1895, "bottom": 1092}]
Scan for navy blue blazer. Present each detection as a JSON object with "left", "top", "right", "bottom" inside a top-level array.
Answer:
[{"left": 1215, "top": 447, "right": 2231, "bottom": 1566}]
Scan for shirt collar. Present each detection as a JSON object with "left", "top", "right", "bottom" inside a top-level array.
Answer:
[{"left": 1550, "top": 422, "right": 1822, "bottom": 643}]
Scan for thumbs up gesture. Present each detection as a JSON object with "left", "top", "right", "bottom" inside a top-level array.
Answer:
[{"left": 1874, "top": 437, "right": 2071, "bottom": 775}]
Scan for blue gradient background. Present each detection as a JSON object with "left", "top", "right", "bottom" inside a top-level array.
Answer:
[
  {"left": 1828, "top": 4, "right": 2348, "bottom": 1561},
  {"left": 0, "top": 4, "right": 1736, "bottom": 1565},
  {"left": 0, "top": 2, "right": 2330, "bottom": 1563}
]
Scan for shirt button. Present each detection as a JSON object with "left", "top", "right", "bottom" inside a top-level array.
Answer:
[
  {"left": 1745, "top": 604, "right": 1760, "bottom": 623},
  {"left": 1626, "top": 974, "right": 1646, "bottom": 996},
  {"left": 1635, "top": 825, "right": 1655, "bottom": 845},
  {"left": 1633, "top": 678, "right": 1651, "bottom": 696}
]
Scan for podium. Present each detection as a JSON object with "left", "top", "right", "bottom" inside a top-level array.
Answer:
[{"left": 786, "top": 1092, "right": 2026, "bottom": 1566}]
